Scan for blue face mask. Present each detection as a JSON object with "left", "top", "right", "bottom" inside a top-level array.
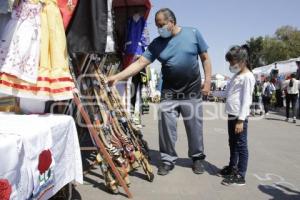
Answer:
[{"left": 158, "top": 25, "right": 172, "bottom": 38}]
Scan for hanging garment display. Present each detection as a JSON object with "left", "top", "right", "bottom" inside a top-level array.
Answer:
[
  {"left": 122, "top": 14, "right": 150, "bottom": 120},
  {"left": 105, "top": 0, "right": 115, "bottom": 53},
  {"left": 0, "top": 0, "right": 75, "bottom": 101},
  {"left": 0, "top": 0, "right": 41, "bottom": 83},
  {"left": 67, "top": 0, "right": 108, "bottom": 54},
  {"left": 124, "top": 14, "right": 147, "bottom": 55},
  {"left": 57, "top": 0, "right": 78, "bottom": 30},
  {"left": 123, "top": 14, "right": 149, "bottom": 68}
]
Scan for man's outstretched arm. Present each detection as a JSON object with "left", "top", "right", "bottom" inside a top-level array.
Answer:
[{"left": 107, "top": 56, "right": 151, "bottom": 86}]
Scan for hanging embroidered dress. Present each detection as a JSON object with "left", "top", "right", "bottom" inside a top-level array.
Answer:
[
  {"left": 0, "top": 0, "right": 41, "bottom": 83},
  {"left": 0, "top": 0, "right": 75, "bottom": 101}
]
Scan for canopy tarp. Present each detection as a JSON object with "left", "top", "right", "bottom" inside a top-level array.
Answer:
[{"left": 253, "top": 57, "right": 300, "bottom": 80}]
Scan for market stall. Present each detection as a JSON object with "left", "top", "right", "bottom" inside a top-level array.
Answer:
[
  {"left": 0, "top": 0, "right": 153, "bottom": 199},
  {"left": 253, "top": 58, "right": 300, "bottom": 81}
]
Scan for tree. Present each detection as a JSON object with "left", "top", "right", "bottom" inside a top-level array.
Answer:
[
  {"left": 247, "top": 36, "right": 264, "bottom": 69},
  {"left": 245, "top": 25, "right": 300, "bottom": 68},
  {"left": 262, "top": 36, "right": 289, "bottom": 65},
  {"left": 275, "top": 26, "right": 300, "bottom": 58}
]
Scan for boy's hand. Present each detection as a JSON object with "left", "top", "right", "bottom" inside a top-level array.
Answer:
[{"left": 235, "top": 120, "right": 244, "bottom": 134}]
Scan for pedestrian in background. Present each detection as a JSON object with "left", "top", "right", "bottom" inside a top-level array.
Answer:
[
  {"left": 251, "top": 81, "right": 263, "bottom": 116},
  {"left": 262, "top": 77, "right": 275, "bottom": 116},
  {"left": 282, "top": 73, "right": 300, "bottom": 123}
]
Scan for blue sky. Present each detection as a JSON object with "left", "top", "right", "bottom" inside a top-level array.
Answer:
[{"left": 146, "top": 0, "right": 300, "bottom": 76}]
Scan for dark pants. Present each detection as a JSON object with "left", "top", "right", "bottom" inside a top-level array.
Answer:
[
  {"left": 251, "top": 96, "right": 261, "bottom": 111},
  {"left": 286, "top": 94, "right": 298, "bottom": 119},
  {"left": 299, "top": 92, "right": 300, "bottom": 117},
  {"left": 228, "top": 115, "right": 248, "bottom": 178},
  {"left": 262, "top": 96, "right": 271, "bottom": 114},
  {"left": 131, "top": 73, "right": 142, "bottom": 111},
  {"left": 275, "top": 89, "right": 283, "bottom": 108}
]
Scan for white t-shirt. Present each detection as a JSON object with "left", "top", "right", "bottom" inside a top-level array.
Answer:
[
  {"left": 282, "top": 78, "right": 300, "bottom": 94},
  {"left": 225, "top": 72, "right": 256, "bottom": 120}
]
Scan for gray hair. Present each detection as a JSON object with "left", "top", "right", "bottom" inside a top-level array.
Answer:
[
  {"left": 155, "top": 8, "right": 177, "bottom": 25},
  {"left": 225, "top": 45, "right": 251, "bottom": 69}
]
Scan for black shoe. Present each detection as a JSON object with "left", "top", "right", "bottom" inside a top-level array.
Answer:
[
  {"left": 192, "top": 159, "right": 205, "bottom": 174},
  {"left": 218, "top": 166, "right": 235, "bottom": 177},
  {"left": 221, "top": 174, "right": 246, "bottom": 186},
  {"left": 157, "top": 163, "right": 174, "bottom": 176}
]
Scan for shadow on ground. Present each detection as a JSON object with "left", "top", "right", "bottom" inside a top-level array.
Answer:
[
  {"left": 265, "top": 117, "right": 285, "bottom": 122},
  {"left": 258, "top": 184, "right": 300, "bottom": 200}
]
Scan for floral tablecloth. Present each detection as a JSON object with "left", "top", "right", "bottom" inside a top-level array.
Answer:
[{"left": 0, "top": 113, "right": 83, "bottom": 200}]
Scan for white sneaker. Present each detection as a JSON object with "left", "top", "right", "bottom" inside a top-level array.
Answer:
[{"left": 293, "top": 117, "right": 296, "bottom": 123}]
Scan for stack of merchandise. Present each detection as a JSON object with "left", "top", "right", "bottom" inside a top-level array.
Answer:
[{"left": 70, "top": 54, "right": 154, "bottom": 193}]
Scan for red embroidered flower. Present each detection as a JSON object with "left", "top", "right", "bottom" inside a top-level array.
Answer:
[
  {"left": 0, "top": 179, "right": 12, "bottom": 200},
  {"left": 38, "top": 150, "right": 52, "bottom": 175}
]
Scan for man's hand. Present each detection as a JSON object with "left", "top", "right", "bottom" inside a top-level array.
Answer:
[
  {"left": 107, "top": 56, "right": 151, "bottom": 87},
  {"left": 200, "top": 52, "right": 212, "bottom": 96},
  {"left": 202, "top": 80, "right": 211, "bottom": 96},
  {"left": 235, "top": 120, "right": 244, "bottom": 134},
  {"left": 107, "top": 75, "right": 119, "bottom": 87}
]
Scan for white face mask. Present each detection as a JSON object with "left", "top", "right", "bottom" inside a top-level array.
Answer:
[
  {"left": 229, "top": 64, "right": 241, "bottom": 74},
  {"left": 158, "top": 25, "right": 172, "bottom": 38}
]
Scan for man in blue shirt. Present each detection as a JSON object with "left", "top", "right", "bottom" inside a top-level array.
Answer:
[{"left": 108, "top": 8, "right": 212, "bottom": 176}]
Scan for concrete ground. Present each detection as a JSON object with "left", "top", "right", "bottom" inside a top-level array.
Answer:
[{"left": 74, "top": 102, "right": 300, "bottom": 200}]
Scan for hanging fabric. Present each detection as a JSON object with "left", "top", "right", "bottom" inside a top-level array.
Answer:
[
  {"left": 57, "top": 0, "right": 78, "bottom": 30},
  {"left": 122, "top": 14, "right": 149, "bottom": 68},
  {"left": 67, "top": 0, "right": 108, "bottom": 54},
  {"left": 105, "top": 0, "right": 115, "bottom": 53},
  {"left": 0, "top": 0, "right": 75, "bottom": 101},
  {"left": 0, "top": 0, "right": 41, "bottom": 83}
]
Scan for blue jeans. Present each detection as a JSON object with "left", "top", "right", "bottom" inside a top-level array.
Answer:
[{"left": 228, "top": 115, "right": 249, "bottom": 178}]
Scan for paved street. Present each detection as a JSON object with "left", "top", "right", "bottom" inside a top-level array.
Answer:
[{"left": 74, "top": 102, "right": 300, "bottom": 200}]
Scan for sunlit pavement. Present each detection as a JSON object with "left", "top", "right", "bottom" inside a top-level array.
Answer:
[{"left": 74, "top": 102, "right": 300, "bottom": 200}]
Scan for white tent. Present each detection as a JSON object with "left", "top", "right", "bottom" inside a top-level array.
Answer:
[
  {"left": 253, "top": 57, "right": 300, "bottom": 80},
  {"left": 212, "top": 73, "right": 225, "bottom": 81},
  {"left": 211, "top": 73, "right": 227, "bottom": 89}
]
